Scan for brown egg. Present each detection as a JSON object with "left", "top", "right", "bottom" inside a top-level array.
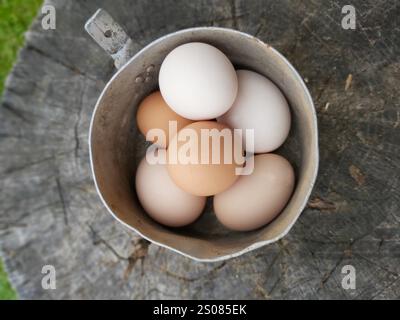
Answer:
[
  {"left": 167, "top": 121, "right": 243, "bottom": 196},
  {"left": 214, "top": 153, "right": 295, "bottom": 231},
  {"left": 136, "top": 91, "right": 193, "bottom": 148}
]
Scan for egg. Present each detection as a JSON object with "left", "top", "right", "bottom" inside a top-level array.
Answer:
[
  {"left": 214, "top": 153, "right": 295, "bottom": 231},
  {"left": 159, "top": 42, "right": 238, "bottom": 120},
  {"left": 135, "top": 157, "right": 206, "bottom": 227},
  {"left": 167, "top": 121, "right": 243, "bottom": 196},
  {"left": 218, "top": 70, "right": 291, "bottom": 153},
  {"left": 136, "top": 91, "right": 194, "bottom": 148}
]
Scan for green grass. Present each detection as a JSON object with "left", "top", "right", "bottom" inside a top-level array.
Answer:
[
  {"left": 0, "top": 261, "right": 16, "bottom": 300},
  {"left": 0, "top": 0, "right": 43, "bottom": 94},
  {"left": 0, "top": 0, "right": 43, "bottom": 300}
]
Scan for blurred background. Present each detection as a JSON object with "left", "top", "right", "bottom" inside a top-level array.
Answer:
[{"left": 0, "top": 0, "right": 43, "bottom": 300}]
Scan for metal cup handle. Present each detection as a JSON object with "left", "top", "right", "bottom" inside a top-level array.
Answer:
[{"left": 84, "top": 9, "right": 135, "bottom": 69}]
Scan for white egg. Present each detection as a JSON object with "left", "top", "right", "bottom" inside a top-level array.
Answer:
[
  {"left": 218, "top": 70, "right": 291, "bottom": 153},
  {"left": 159, "top": 42, "right": 238, "bottom": 120}
]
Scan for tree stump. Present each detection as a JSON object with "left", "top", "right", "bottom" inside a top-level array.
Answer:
[{"left": 0, "top": 0, "right": 399, "bottom": 299}]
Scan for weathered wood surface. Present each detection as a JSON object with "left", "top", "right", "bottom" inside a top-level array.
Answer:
[{"left": 0, "top": 0, "right": 399, "bottom": 299}]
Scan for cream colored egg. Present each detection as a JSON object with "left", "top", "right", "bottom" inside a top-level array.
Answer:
[
  {"left": 135, "top": 157, "right": 206, "bottom": 227},
  {"left": 218, "top": 70, "right": 291, "bottom": 153},
  {"left": 159, "top": 42, "right": 238, "bottom": 120},
  {"left": 214, "top": 154, "right": 295, "bottom": 231}
]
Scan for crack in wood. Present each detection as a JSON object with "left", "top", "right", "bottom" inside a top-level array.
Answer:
[
  {"left": 314, "top": 71, "right": 336, "bottom": 105},
  {"left": 88, "top": 224, "right": 128, "bottom": 261},
  {"left": 320, "top": 253, "right": 345, "bottom": 287},
  {"left": 1, "top": 100, "right": 31, "bottom": 124},
  {"left": 0, "top": 201, "right": 60, "bottom": 230},
  {"left": 123, "top": 239, "right": 150, "bottom": 279},
  {"left": 354, "top": 252, "right": 400, "bottom": 277},
  {"left": 302, "top": 21, "right": 338, "bottom": 55},
  {"left": 142, "top": 287, "right": 178, "bottom": 299},
  {"left": 74, "top": 82, "right": 86, "bottom": 159},
  {"left": 369, "top": 277, "right": 400, "bottom": 300},
  {"left": 56, "top": 177, "right": 69, "bottom": 226},
  {"left": 230, "top": 0, "right": 239, "bottom": 29},
  {"left": 1, "top": 154, "right": 59, "bottom": 177},
  {"left": 25, "top": 45, "right": 97, "bottom": 82},
  {"left": 160, "top": 261, "right": 226, "bottom": 283},
  {"left": 88, "top": 224, "right": 150, "bottom": 273}
]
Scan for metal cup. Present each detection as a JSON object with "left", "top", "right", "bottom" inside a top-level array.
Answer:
[{"left": 85, "top": 9, "right": 318, "bottom": 262}]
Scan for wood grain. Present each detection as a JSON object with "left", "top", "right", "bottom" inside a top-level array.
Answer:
[{"left": 0, "top": 0, "right": 399, "bottom": 299}]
